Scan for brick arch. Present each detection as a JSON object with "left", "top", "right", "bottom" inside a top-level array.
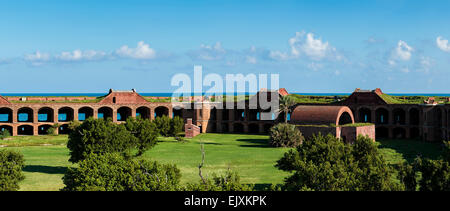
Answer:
[
  {"left": 98, "top": 106, "right": 113, "bottom": 120},
  {"left": 357, "top": 106, "right": 372, "bottom": 123},
  {"left": 38, "top": 124, "right": 53, "bottom": 135},
  {"left": 375, "top": 107, "right": 390, "bottom": 125},
  {"left": 392, "top": 107, "right": 406, "bottom": 125},
  {"left": 117, "top": 106, "right": 132, "bottom": 121},
  {"left": 0, "top": 107, "right": 13, "bottom": 123},
  {"left": 18, "top": 124, "right": 34, "bottom": 135},
  {"left": 18, "top": 107, "right": 34, "bottom": 122},
  {"left": 0, "top": 125, "right": 13, "bottom": 135},
  {"left": 38, "top": 107, "right": 55, "bottom": 122},
  {"left": 136, "top": 106, "right": 151, "bottom": 119},
  {"left": 155, "top": 106, "right": 169, "bottom": 118},
  {"left": 291, "top": 106, "right": 355, "bottom": 126},
  {"left": 58, "top": 107, "right": 74, "bottom": 122},
  {"left": 78, "top": 106, "right": 94, "bottom": 120}
]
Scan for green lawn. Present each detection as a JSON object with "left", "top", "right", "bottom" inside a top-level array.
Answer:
[{"left": 1, "top": 134, "right": 443, "bottom": 191}]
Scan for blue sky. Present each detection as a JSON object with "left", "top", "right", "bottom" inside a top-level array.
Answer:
[{"left": 0, "top": 0, "right": 450, "bottom": 93}]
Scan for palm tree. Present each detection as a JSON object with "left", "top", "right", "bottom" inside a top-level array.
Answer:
[{"left": 278, "top": 95, "right": 296, "bottom": 123}]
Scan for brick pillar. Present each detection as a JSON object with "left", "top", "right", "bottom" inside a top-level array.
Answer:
[
  {"left": 168, "top": 107, "right": 173, "bottom": 118},
  {"left": 354, "top": 107, "right": 360, "bottom": 123},
  {"left": 74, "top": 109, "right": 79, "bottom": 121},
  {"left": 53, "top": 110, "right": 59, "bottom": 123},
  {"left": 371, "top": 109, "right": 376, "bottom": 124},
  {"left": 93, "top": 109, "right": 98, "bottom": 119},
  {"left": 388, "top": 127, "right": 393, "bottom": 139},
  {"left": 406, "top": 109, "right": 411, "bottom": 125},
  {"left": 229, "top": 109, "right": 234, "bottom": 121},
  {"left": 150, "top": 109, "right": 155, "bottom": 120},
  {"left": 216, "top": 109, "right": 223, "bottom": 132},
  {"left": 33, "top": 109, "right": 38, "bottom": 123},
  {"left": 12, "top": 126, "right": 17, "bottom": 136},
  {"left": 405, "top": 127, "right": 411, "bottom": 139},
  {"left": 12, "top": 108, "right": 17, "bottom": 123},
  {"left": 244, "top": 123, "right": 249, "bottom": 133},
  {"left": 112, "top": 108, "right": 117, "bottom": 123},
  {"left": 131, "top": 109, "right": 136, "bottom": 118},
  {"left": 33, "top": 126, "right": 38, "bottom": 136},
  {"left": 388, "top": 109, "right": 394, "bottom": 125},
  {"left": 259, "top": 123, "right": 264, "bottom": 133},
  {"left": 229, "top": 122, "right": 234, "bottom": 133}
]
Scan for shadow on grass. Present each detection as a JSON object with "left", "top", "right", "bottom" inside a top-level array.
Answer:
[
  {"left": 236, "top": 139, "right": 272, "bottom": 148},
  {"left": 23, "top": 165, "right": 68, "bottom": 174},
  {"left": 253, "top": 183, "right": 279, "bottom": 191},
  {"left": 377, "top": 138, "right": 442, "bottom": 163}
]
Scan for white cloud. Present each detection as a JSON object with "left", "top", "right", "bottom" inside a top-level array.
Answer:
[
  {"left": 246, "top": 56, "right": 257, "bottom": 64},
  {"left": 436, "top": 36, "right": 450, "bottom": 52},
  {"left": 288, "top": 31, "right": 339, "bottom": 60},
  {"left": 388, "top": 40, "right": 413, "bottom": 65},
  {"left": 268, "top": 31, "right": 341, "bottom": 62},
  {"left": 56, "top": 49, "right": 107, "bottom": 61},
  {"left": 115, "top": 41, "right": 156, "bottom": 59},
  {"left": 24, "top": 51, "right": 51, "bottom": 66},
  {"left": 187, "top": 42, "right": 226, "bottom": 61}
]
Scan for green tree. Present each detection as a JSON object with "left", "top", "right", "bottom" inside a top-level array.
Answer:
[
  {"left": 269, "top": 123, "right": 304, "bottom": 147},
  {"left": 0, "top": 150, "right": 25, "bottom": 191},
  {"left": 278, "top": 95, "right": 296, "bottom": 123},
  {"left": 276, "top": 134, "right": 398, "bottom": 191},
  {"left": 125, "top": 117, "right": 159, "bottom": 156},
  {"left": 0, "top": 129, "right": 11, "bottom": 140},
  {"left": 171, "top": 116, "right": 184, "bottom": 137},
  {"left": 62, "top": 153, "right": 181, "bottom": 191},
  {"left": 67, "top": 118, "right": 136, "bottom": 163},
  {"left": 154, "top": 116, "right": 172, "bottom": 137}
]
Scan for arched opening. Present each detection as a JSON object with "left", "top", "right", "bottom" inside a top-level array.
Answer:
[
  {"left": 235, "top": 109, "right": 245, "bottom": 121},
  {"left": 248, "top": 124, "right": 259, "bottom": 134},
  {"left": 222, "top": 109, "right": 229, "bottom": 120},
  {"left": 376, "top": 127, "right": 389, "bottom": 139},
  {"left": 233, "top": 123, "right": 244, "bottom": 133},
  {"left": 38, "top": 124, "right": 52, "bottom": 135},
  {"left": 98, "top": 107, "right": 113, "bottom": 120},
  {"left": 207, "top": 122, "right": 216, "bottom": 133},
  {"left": 173, "top": 107, "right": 183, "bottom": 118},
  {"left": 0, "top": 125, "right": 12, "bottom": 135},
  {"left": 58, "top": 107, "right": 74, "bottom": 122},
  {"left": 375, "top": 108, "right": 389, "bottom": 125},
  {"left": 117, "top": 107, "right": 132, "bottom": 121},
  {"left": 338, "top": 112, "right": 353, "bottom": 125},
  {"left": 410, "top": 127, "right": 420, "bottom": 139},
  {"left": 78, "top": 107, "right": 94, "bottom": 121},
  {"left": 0, "top": 108, "right": 13, "bottom": 123},
  {"left": 155, "top": 106, "right": 169, "bottom": 118},
  {"left": 409, "top": 108, "right": 420, "bottom": 125},
  {"left": 358, "top": 107, "right": 371, "bottom": 123},
  {"left": 58, "top": 124, "right": 70, "bottom": 135},
  {"left": 18, "top": 107, "right": 33, "bottom": 122},
  {"left": 393, "top": 108, "right": 406, "bottom": 125},
  {"left": 18, "top": 125, "right": 33, "bottom": 135},
  {"left": 393, "top": 127, "right": 406, "bottom": 139},
  {"left": 221, "top": 123, "right": 229, "bottom": 133},
  {"left": 136, "top": 107, "right": 150, "bottom": 119},
  {"left": 249, "top": 109, "right": 259, "bottom": 121},
  {"left": 263, "top": 124, "right": 273, "bottom": 134},
  {"left": 38, "top": 107, "right": 54, "bottom": 122}
]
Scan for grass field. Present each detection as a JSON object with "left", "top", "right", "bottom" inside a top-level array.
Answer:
[{"left": 0, "top": 134, "right": 443, "bottom": 191}]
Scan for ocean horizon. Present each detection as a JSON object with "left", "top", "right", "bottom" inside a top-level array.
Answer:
[{"left": 1, "top": 92, "right": 450, "bottom": 97}]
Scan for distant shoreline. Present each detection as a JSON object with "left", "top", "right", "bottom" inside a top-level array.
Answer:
[{"left": 1, "top": 93, "right": 450, "bottom": 97}]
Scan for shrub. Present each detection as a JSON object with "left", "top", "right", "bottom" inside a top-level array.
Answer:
[
  {"left": 67, "top": 118, "right": 136, "bottom": 163},
  {"left": 185, "top": 170, "right": 254, "bottom": 191},
  {"left": 62, "top": 153, "right": 181, "bottom": 191},
  {"left": 154, "top": 116, "right": 172, "bottom": 137},
  {"left": 124, "top": 117, "right": 159, "bottom": 156},
  {"left": 276, "top": 134, "right": 399, "bottom": 191},
  {"left": 0, "top": 150, "right": 25, "bottom": 191},
  {"left": 0, "top": 130, "right": 11, "bottom": 140},
  {"left": 171, "top": 116, "right": 184, "bottom": 136},
  {"left": 46, "top": 123, "right": 59, "bottom": 136},
  {"left": 269, "top": 123, "right": 304, "bottom": 147}
]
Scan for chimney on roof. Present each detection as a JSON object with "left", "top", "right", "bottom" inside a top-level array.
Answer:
[
  {"left": 109, "top": 89, "right": 113, "bottom": 94},
  {"left": 374, "top": 88, "right": 383, "bottom": 96},
  {"left": 132, "top": 89, "right": 136, "bottom": 92}
]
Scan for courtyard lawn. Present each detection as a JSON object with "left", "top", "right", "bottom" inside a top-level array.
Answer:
[{"left": 1, "top": 134, "right": 444, "bottom": 191}]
